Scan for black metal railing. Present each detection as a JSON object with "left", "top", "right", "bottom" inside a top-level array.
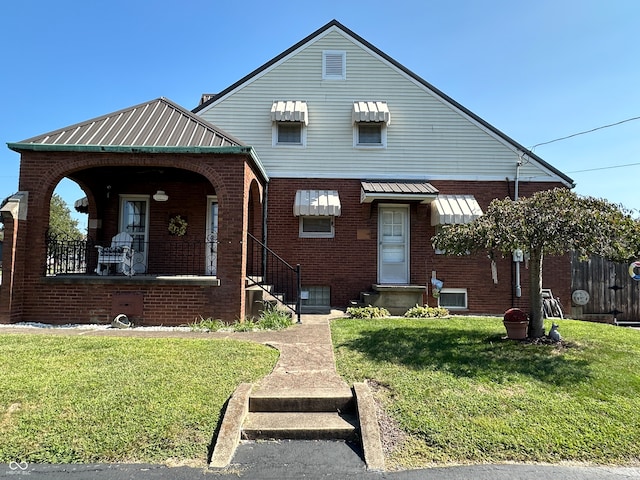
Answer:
[
  {"left": 45, "top": 234, "right": 218, "bottom": 277},
  {"left": 246, "top": 232, "right": 301, "bottom": 323},
  {"left": 45, "top": 233, "right": 91, "bottom": 276}
]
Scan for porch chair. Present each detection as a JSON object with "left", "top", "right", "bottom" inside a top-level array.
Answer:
[{"left": 95, "top": 232, "right": 135, "bottom": 276}]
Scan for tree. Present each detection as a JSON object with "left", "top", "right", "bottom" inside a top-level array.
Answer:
[
  {"left": 49, "top": 193, "right": 83, "bottom": 240},
  {"left": 433, "top": 188, "right": 640, "bottom": 338}
]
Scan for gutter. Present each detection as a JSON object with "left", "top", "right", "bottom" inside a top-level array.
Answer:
[{"left": 7, "top": 143, "right": 270, "bottom": 184}]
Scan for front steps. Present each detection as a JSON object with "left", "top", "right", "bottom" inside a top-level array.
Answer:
[
  {"left": 209, "top": 382, "right": 385, "bottom": 471},
  {"left": 242, "top": 388, "right": 357, "bottom": 441},
  {"left": 351, "top": 284, "right": 427, "bottom": 315}
]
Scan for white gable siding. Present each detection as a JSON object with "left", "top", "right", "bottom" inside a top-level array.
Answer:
[{"left": 199, "top": 30, "right": 558, "bottom": 183}]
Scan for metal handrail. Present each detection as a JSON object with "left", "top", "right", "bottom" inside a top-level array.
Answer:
[{"left": 246, "top": 232, "right": 301, "bottom": 323}]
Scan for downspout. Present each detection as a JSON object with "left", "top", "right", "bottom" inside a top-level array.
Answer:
[
  {"left": 262, "top": 182, "right": 269, "bottom": 275},
  {"left": 514, "top": 157, "right": 522, "bottom": 298}
]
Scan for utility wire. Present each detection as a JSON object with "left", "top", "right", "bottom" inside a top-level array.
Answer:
[
  {"left": 567, "top": 161, "right": 640, "bottom": 174},
  {"left": 530, "top": 115, "right": 640, "bottom": 149}
]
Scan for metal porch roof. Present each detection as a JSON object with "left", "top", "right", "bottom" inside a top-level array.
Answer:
[
  {"left": 15, "top": 97, "right": 243, "bottom": 148},
  {"left": 360, "top": 180, "right": 439, "bottom": 204}
]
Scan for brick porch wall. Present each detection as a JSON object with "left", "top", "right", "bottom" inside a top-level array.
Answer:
[{"left": 1, "top": 150, "right": 262, "bottom": 325}]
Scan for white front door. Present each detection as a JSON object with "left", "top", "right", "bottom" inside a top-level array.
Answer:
[
  {"left": 120, "top": 196, "right": 149, "bottom": 274},
  {"left": 378, "top": 205, "right": 409, "bottom": 284},
  {"left": 206, "top": 196, "right": 218, "bottom": 275}
]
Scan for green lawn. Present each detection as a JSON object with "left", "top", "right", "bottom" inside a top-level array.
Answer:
[
  {"left": 331, "top": 316, "right": 640, "bottom": 469},
  {"left": 0, "top": 335, "right": 278, "bottom": 464}
]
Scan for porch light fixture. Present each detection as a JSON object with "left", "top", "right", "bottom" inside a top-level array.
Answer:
[{"left": 153, "top": 190, "right": 168, "bottom": 202}]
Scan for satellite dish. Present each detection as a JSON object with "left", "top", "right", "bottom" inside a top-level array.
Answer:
[{"left": 572, "top": 289, "right": 590, "bottom": 306}]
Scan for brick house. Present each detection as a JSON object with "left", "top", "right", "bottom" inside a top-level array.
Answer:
[{"left": 1, "top": 20, "right": 574, "bottom": 325}]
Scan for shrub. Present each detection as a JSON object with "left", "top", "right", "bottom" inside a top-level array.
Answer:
[
  {"left": 189, "top": 316, "right": 226, "bottom": 332},
  {"left": 346, "top": 306, "right": 391, "bottom": 319},
  {"left": 404, "top": 304, "right": 449, "bottom": 318},
  {"left": 503, "top": 307, "right": 528, "bottom": 322},
  {"left": 256, "top": 305, "right": 293, "bottom": 330}
]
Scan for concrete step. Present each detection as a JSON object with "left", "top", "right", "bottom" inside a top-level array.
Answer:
[
  {"left": 242, "top": 412, "right": 358, "bottom": 440},
  {"left": 249, "top": 389, "right": 354, "bottom": 413}
]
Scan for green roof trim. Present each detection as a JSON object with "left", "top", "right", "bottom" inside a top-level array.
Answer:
[{"left": 7, "top": 143, "right": 269, "bottom": 182}]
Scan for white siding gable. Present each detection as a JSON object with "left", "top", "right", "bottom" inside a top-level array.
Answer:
[{"left": 197, "top": 25, "right": 571, "bottom": 186}]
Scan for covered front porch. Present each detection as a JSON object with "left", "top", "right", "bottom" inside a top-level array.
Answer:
[{"left": 1, "top": 98, "right": 268, "bottom": 326}]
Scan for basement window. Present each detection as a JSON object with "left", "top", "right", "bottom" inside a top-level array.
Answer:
[{"left": 438, "top": 288, "right": 468, "bottom": 310}]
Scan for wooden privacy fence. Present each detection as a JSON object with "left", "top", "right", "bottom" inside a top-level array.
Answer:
[{"left": 571, "top": 252, "right": 640, "bottom": 322}]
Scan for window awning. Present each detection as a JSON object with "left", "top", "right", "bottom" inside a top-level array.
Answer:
[
  {"left": 431, "top": 195, "right": 483, "bottom": 225},
  {"left": 271, "top": 101, "right": 308, "bottom": 125},
  {"left": 360, "top": 181, "right": 438, "bottom": 204},
  {"left": 352, "top": 101, "right": 390, "bottom": 125},
  {"left": 294, "top": 190, "right": 341, "bottom": 216},
  {"left": 74, "top": 196, "right": 89, "bottom": 213}
]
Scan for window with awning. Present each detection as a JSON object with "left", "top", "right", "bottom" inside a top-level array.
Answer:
[
  {"left": 352, "top": 101, "right": 390, "bottom": 124},
  {"left": 293, "top": 190, "right": 341, "bottom": 216},
  {"left": 431, "top": 195, "right": 483, "bottom": 225},
  {"left": 271, "top": 101, "right": 308, "bottom": 125}
]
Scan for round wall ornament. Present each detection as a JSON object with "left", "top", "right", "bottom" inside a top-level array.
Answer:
[
  {"left": 571, "top": 289, "right": 590, "bottom": 306},
  {"left": 168, "top": 215, "right": 188, "bottom": 236}
]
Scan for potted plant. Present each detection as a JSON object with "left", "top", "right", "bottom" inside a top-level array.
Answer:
[{"left": 503, "top": 308, "right": 529, "bottom": 339}]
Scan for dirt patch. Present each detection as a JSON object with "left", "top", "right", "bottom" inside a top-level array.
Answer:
[{"left": 366, "top": 380, "right": 407, "bottom": 457}]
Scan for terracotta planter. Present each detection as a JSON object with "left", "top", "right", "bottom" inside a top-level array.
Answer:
[{"left": 503, "top": 320, "right": 528, "bottom": 339}]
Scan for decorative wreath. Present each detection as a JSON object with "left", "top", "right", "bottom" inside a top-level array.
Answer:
[{"left": 168, "top": 215, "right": 188, "bottom": 236}]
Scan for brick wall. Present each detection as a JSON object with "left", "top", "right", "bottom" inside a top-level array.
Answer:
[{"left": 266, "top": 178, "right": 571, "bottom": 315}]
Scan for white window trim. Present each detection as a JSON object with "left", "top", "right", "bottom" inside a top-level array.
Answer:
[
  {"left": 272, "top": 122, "right": 306, "bottom": 147},
  {"left": 322, "top": 50, "right": 346, "bottom": 80},
  {"left": 353, "top": 122, "right": 387, "bottom": 149},
  {"left": 299, "top": 216, "right": 335, "bottom": 238},
  {"left": 438, "top": 288, "right": 468, "bottom": 310}
]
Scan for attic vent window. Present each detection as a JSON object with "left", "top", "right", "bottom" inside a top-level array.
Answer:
[{"left": 323, "top": 51, "right": 346, "bottom": 80}]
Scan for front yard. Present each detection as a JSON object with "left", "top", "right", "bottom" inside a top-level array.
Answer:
[
  {"left": 0, "top": 335, "right": 277, "bottom": 464},
  {"left": 331, "top": 316, "right": 640, "bottom": 469}
]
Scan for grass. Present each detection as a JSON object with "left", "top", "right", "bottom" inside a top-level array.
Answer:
[
  {"left": 331, "top": 316, "right": 640, "bottom": 469},
  {"left": 0, "top": 335, "right": 278, "bottom": 464}
]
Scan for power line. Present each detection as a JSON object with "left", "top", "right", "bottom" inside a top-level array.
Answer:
[
  {"left": 568, "top": 161, "right": 640, "bottom": 174},
  {"left": 530, "top": 115, "right": 640, "bottom": 150}
]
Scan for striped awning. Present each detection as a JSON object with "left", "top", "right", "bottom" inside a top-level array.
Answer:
[
  {"left": 431, "top": 195, "right": 483, "bottom": 225},
  {"left": 294, "top": 190, "right": 341, "bottom": 216},
  {"left": 271, "top": 101, "right": 309, "bottom": 125},
  {"left": 352, "top": 101, "right": 390, "bottom": 125}
]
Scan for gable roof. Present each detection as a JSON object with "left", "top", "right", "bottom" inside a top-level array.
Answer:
[
  {"left": 13, "top": 97, "right": 244, "bottom": 149},
  {"left": 194, "top": 19, "right": 574, "bottom": 188}
]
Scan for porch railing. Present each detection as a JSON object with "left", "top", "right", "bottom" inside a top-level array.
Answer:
[
  {"left": 45, "top": 234, "right": 218, "bottom": 277},
  {"left": 246, "top": 232, "right": 301, "bottom": 324}
]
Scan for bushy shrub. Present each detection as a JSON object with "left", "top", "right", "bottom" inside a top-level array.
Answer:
[
  {"left": 346, "top": 306, "right": 391, "bottom": 319},
  {"left": 404, "top": 304, "right": 449, "bottom": 318},
  {"left": 503, "top": 307, "right": 528, "bottom": 322},
  {"left": 256, "top": 305, "right": 293, "bottom": 330}
]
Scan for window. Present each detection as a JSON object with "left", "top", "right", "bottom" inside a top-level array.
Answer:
[
  {"left": 354, "top": 123, "right": 386, "bottom": 147},
  {"left": 438, "top": 289, "right": 468, "bottom": 310},
  {"left": 301, "top": 286, "right": 331, "bottom": 308},
  {"left": 299, "top": 216, "right": 334, "bottom": 238},
  {"left": 323, "top": 51, "right": 346, "bottom": 80},
  {"left": 274, "top": 122, "right": 305, "bottom": 146}
]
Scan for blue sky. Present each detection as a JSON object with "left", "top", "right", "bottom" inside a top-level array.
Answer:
[{"left": 1, "top": 0, "right": 638, "bottom": 224}]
